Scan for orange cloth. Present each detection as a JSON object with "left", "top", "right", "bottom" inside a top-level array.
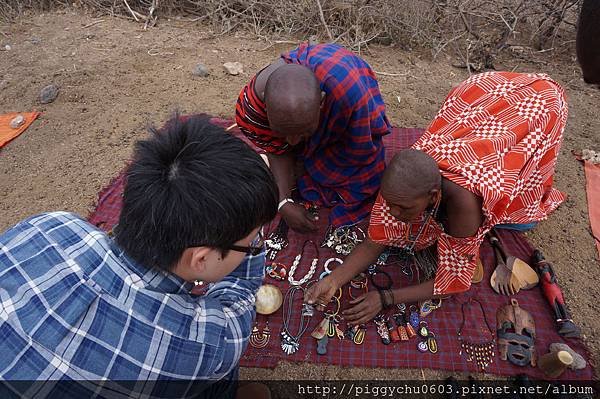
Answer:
[
  {"left": 0, "top": 112, "right": 40, "bottom": 148},
  {"left": 584, "top": 161, "right": 600, "bottom": 256}
]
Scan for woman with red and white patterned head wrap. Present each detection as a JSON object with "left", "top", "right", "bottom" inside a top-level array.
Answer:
[{"left": 306, "top": 71, "right": 568, "bottom": 325}]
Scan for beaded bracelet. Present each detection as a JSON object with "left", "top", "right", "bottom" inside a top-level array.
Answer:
[{"left": 266, "top": 262, "right": 287, "bottom": 280}]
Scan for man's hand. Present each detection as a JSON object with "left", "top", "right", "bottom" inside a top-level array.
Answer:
[
  {"left": 304, "top": 275, "right": 340, "bottom": 311},
  {"left": 342, "top": 291, "right": 383, "bottom": 326},
  {"left": 280, "top": 202, "right": 318, "bottom": 233}
]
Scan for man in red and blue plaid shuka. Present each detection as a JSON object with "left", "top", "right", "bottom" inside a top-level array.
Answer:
[{"left": 236, "top": 42, "right": 392, "bottom": 232}]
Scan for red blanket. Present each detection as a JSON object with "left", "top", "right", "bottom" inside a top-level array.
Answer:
[{"left": 87, "top": 117, "right": 593, "bottom": 380}]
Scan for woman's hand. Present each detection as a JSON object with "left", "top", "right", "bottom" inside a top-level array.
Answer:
[
  {"left": 342, "top": 291, "right": 383, "bottom": 326},
  {"left": 304, "top": 275, "right": 339, "bottom": 311},
  {"left": 280, "top": 202, "right": 318, "bottom": 233}
]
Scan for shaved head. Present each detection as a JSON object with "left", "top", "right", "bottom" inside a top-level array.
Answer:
[
  {"left": 264, "top": 64, "right": 321, "bottom": 137},
  {"left": 382, "top": 149, "right": 441, "bottom": 198}
]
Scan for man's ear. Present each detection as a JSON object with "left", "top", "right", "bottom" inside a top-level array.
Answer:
[{"left": 189, "top": 247, "right": 213, "bottom": 274}]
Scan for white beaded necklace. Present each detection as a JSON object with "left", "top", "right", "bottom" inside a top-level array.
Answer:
[{"left": 288, "top": 240, "right": 319, "bottom": 286}]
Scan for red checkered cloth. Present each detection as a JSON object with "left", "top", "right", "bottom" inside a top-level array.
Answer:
[
  {"left": 87, "top": 117, "right": 594, "bottom": 380},
  {"left": 235, "top": 43, "right": 391, "bottom": 228}
]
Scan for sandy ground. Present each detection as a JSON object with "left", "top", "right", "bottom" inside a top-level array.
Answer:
[{"left": 0, "top": 10, "right": 598, "bottom": 381}]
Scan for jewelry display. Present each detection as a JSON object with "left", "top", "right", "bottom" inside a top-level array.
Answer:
[
  {"left": 280, "top": 286, "right": 314, "bottom": 355},
  {"left": 457, "top": 298, "right": 496, "bottom": 371},
  {"left": 249, "top": 320, "right": 271, "bottom": 349},
  {"left": 288, "top": 240, "right": 319, "bottom": 286},
  {"left": 265, "top": 262, "right": 287, "bottom": 281},
  {"left": 322, "top": 224, "right": 366, "bottom": 255},
  {"left": 265, "top": 219, "right": 289, "bottom": 261}
]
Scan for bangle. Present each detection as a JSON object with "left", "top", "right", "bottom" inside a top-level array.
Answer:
[
  {"left": 277, "top": 198, "right": 294, "bottom": 212},
  {"left": 324, "top": 257, "right": 343, "bottom": 274},
  {"left": 379, "top": 289, "right": 394, "bottom": 309},
  {"left": 369, "top": 268, "right": 393, "bottom": 291}
]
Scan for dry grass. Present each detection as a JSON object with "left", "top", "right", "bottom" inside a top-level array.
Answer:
[{"left": 1, "top": 0, "right": 582, "bottom": 68}]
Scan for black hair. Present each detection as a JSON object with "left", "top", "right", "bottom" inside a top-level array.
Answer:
[
  {"left": 115, "top": 115, "right": 278, "bottom": 271},
  {"left": 382, "top": 149, "right": 441, "bottom": 197}
]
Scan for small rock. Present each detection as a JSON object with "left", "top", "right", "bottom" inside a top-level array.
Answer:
[
  {"left": 4, "top": 44, "right": 11, "bottom": 51},
  {"left": 0, "top": 80, "right": 8, "bottom": 90},
  {"left": 9, "top": 115, "right": 25, "bottom": 129},
  {"left": 192, "top": 63, "right": 209, "bottom": 77},
  {"left": 223, "top": 62, "right": 243, "bottom": 75},
  {"left": 39, "top": 84, "right": 60, "bottom": 104},
  {"left": 30, "top": 37, "right": 41, "bottom": 44}
]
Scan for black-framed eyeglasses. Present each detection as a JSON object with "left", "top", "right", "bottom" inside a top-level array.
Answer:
[{"left": 227, "top": 229, "right": 265, "bottom": 256}]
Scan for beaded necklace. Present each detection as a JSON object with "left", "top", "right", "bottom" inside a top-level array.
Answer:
[
  {"left": 280, "top": 286, "right": 314, "bottom": 355},
  {"left": 288, "top": 240, "right": 319, "bottom": 286}
]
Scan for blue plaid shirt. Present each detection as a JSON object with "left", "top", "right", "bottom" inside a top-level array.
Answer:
[{"left": 0, "top": 212, "right": 264, "bottom": 397}]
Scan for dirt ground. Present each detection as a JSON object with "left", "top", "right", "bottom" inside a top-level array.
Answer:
[{"left": 0, "top": 10, "right": 598, "bottom": 381}]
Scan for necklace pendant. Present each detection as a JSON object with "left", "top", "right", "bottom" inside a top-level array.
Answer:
[
  {"left": 418, "top": 322, "right": 429, "bottom": 338},
  {"left": 335, "top": 323, "right": 345, "bottom": 340},
  {"left": 405, "top": 323, "right": 417, "bottom": 339},
  {"left": 374, "top": 315, "right": 391, "bottom": 345},
  {"left": 280, "top": 331, "right": 299, "bottom": 355},
  {"left": 302, "top": 303, "right": 314, "bottom": 317},
  {"left": 327, "top": 317, "right": 337, "bottom": 338},
  {"left": 409, "top": 311, "right": 420, "bottom": 329},
  {"left": 427, "top": 334, "right": 438, "bottom": 354},
  {"left": 353, "top": 325, "right": 366, "bottom": 345}
]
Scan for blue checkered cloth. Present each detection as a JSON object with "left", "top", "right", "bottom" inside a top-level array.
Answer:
[{"left": 0, "top": 212, "right": 264, "bottom": 398}]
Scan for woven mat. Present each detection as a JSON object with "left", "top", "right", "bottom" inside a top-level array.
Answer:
[{"left": 87, "top": 116, "right": 594, "bottom": 380}]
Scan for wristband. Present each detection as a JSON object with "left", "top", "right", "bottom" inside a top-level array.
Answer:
[{"left": 277, "top": 198, "right": 294, "bottom": 212}]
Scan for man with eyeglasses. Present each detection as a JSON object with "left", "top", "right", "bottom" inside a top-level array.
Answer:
[{"left": 0, "top": 116, "right": 278, "bottom": 398}]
